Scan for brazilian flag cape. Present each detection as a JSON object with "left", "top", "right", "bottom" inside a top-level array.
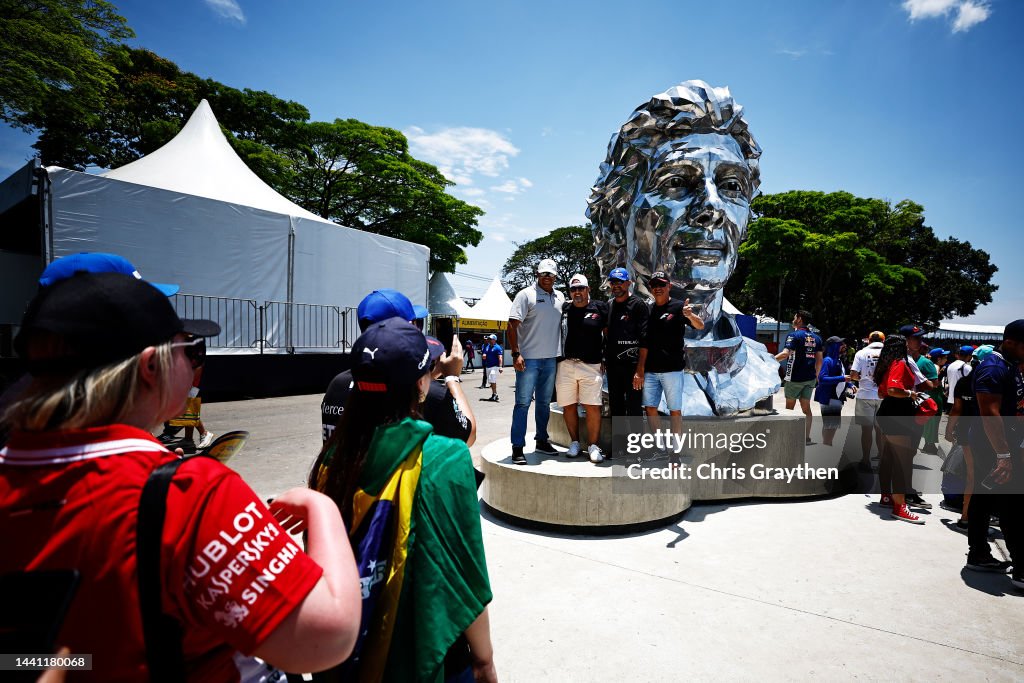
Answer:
[{"left": 324, "top": 417, "right": 492, "bottom": 682}]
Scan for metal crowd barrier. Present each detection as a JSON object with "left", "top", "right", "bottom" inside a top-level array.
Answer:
[{"left": 171, "top": 294, "right": 357, "bottom": 353}]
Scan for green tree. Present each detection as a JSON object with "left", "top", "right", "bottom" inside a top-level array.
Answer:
[
  {"left": 282, "top": 118, "right": 483, "bottom": 273},
  {"left": 28, "top": 46, "right": 484, "bottom": 272},
  {"left": 501, "top": 226, "right": 601, "bottom": 298},
  {"left": 32, "top": 47, "right": 307, "bottom": 171},
  {"left": 726, "top": 191, "right": 997, "bottom": 337},
  {"left": 0, "top": 0, "right": 133, "bottom": 131}
]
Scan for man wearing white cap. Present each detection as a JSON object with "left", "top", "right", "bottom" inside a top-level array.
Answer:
[
  {"left": 556, "top": 274, "right": 609, "bottom": 463},
  {"left": 508, "top": 258, "right": 566, "bottom": 464}
]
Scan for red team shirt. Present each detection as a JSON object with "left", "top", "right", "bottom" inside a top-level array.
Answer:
[
  {"left": 0, "top": 425, "right": 323, "bottom": 682},
  {"left": 884, "top": 359, "right": 917, "bottom": 394}
]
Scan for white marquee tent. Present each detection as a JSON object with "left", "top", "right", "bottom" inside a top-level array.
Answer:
[
  {"left": 428, "top": 271, "right": 472, "bottom": 317},
  {"left": 2, "top": 100, "right": 428, "bottom": 351}
]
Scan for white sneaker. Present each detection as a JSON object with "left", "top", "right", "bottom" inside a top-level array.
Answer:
[
  {"left": 566, "top": 441, "right": 581, "bottom": 457},
  {"left": 588, "top": 444, "right": 605, "bottom": 463},
  {"left": 198, "top": 431, "right": 215, "bottom": 449}
]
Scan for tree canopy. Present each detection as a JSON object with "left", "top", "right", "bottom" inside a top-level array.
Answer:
[
  {"left": 0, "top": 0, "right": 133, "bottom": 131},
  {"left": 17, "top": 45, "right": 483, "bottom": 272},
  {"left": 725, "top": 191, "right": 997, "bottom": 337},
  {"left": 501, "top": 226, "right": 601, "bottom": 298},
  {"left": 282, "top": 118, "right": 483, "bottom": 273}
]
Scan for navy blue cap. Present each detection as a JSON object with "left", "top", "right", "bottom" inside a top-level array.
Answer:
[
  {"left": 1005, "top": 319, "right": 1024, "bottom": 343},
  {"left": 351, "top": 317, "right": 433, "bottom": 392},
  {"left": 40, "top": 252, "right": 179, "bottom": 296},
  {"left": 608, "top": 267, "right": 630, "bottom": 282},
  {"left": 898, "top": 324, "right": 927, "bottom": 338},
  {"left": 425, "top": 335, "right": 445, "bottom": 365},
  {"left": 959, "top": 345, "right": 975, "bottom": 354}
]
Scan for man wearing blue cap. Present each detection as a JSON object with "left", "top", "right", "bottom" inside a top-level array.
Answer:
[
  {"left": 604, "top": 267, "right": 649, "bottom": 419},
  {"left": 321, "top": 289, "right": 475, "bottom": 446}
]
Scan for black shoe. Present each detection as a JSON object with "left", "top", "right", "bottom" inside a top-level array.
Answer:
[
  {"left": 491, "top": 395, "right": 499, "bottom": 402},
  {"left": 534, "top": 440, "right": 557, "bottom": 455},
  {"left": 176, "top": 439, "right": 197, "bottom": 455},
  {"left": 955, "top": 519, "right": 969, "bottom": 531},
  {"left": 906, "top": 493, "right": 933, "bottom": 509},
  {"left": 511, "top": 447, "right": 527, "bottom": 465},
  {"left": 938, "top": 500, "right": 962, "bottom": 513},
  {"left": 1011, "top": 573, "right": 1024, "bottom": 590},
  {"left": 966, "top": 556, "right": 1012, "bottom": 573}
]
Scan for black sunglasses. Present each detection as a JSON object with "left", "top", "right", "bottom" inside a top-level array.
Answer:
[
  {"left": 169, "top": 335, "right": 206, "bottom": 369},
  {"left": 569, "top": 286, "right": 587, "bottom": 292}
]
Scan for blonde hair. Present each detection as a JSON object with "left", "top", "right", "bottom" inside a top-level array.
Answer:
[{"left": 5, "top": 341, "right": 177, "bottom": 432}]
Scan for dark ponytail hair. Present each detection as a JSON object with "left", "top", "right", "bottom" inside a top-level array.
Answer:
[
  {"left": 309, "top": 382, "right": 422, "bottom": 524},
  {"left": 873, "top": 335, "right": 908, "bottom": 388}
]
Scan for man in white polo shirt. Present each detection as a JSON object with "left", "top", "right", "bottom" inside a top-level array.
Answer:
[
  {"left": 850, "top": 330, "right": 885, "bottom": 471},
  {"left": 508, "top": 258, "right": 565, "bottom": 464}
]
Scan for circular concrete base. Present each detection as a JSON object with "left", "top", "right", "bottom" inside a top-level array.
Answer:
[
  {"left": 479, "top": 436, "right": 691, "bottom": 529},
  {"left": 479, "top": 414, "right": 854, "bottom": 531}
]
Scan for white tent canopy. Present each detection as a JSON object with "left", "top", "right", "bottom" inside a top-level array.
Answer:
[
  {"left": 102, "top": 100, "right": 325, "bottom": 221},
  {"left": 428, "top": 272, "right": 472, "bottom": 317},
  {"left": 468, "top": 276, "right": 514, "bottom": 322}
]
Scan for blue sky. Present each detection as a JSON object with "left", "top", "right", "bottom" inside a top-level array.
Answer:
[{"left": 2, "top": 0, "right": 1020, "bottom": 324}]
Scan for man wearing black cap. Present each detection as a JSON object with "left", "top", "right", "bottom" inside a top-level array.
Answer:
[
  {"left": 636, "top": 271, "right": 703, "bottom": 436},
  {"left": 320, "top": 289, "right": 474, "bottom": 446},
  {"left": 965, "top": 319, "right": 1024, "bottom": 587},
  {"left": 604, "top": 267, "right": 650, "bottom": 420}
]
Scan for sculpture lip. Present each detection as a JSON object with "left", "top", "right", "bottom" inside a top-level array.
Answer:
[{"left": 673, "top": 241, "right": 726, "bottom": 253}]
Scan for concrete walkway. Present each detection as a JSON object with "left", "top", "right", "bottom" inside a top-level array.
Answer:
[{"left": 205, "top": 381, "right": 1024, "bottom": 681}]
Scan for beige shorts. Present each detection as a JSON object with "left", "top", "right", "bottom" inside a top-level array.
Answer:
[
  {"left": 556, "top": 360, "right": 603, "bottom": 406},
  {"left": 854, "top": 397, "right": 882, "bottom": 425}
]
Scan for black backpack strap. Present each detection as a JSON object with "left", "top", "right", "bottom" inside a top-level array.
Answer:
[{"left": 137, "top": 456, "right": 190, "bottom": 682}]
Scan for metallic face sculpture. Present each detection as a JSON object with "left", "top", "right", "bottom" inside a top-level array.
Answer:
[{"left": 587, "top": 81, "right": 761, "bottom": 300}]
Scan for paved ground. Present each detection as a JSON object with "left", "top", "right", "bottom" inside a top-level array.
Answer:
[{"left": 204, "top": 376, "right": 1024, "bottom": 682}]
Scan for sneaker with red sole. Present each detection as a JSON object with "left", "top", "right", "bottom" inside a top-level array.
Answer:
[{"left": 891, "top": 504, "right": 924, "bottom": 524}]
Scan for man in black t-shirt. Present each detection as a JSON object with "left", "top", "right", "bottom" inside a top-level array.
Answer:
[
  {"left": 965, "top": 320, "right": 1024, "bottom": 585},
  {"left": 556, "top": 274, "right": 609, "bottom": 463},
  {"left": 604, "top": 267, "right": 649, "bottom": 419},
  {"left": 636, "top": 271, "right": 704, "bottom": 435}
]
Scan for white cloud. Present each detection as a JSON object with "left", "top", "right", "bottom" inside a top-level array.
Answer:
[
  {"left": 490, "top": 233, "right": 508, "bottom": 243},
  {"left": 953, "top": 0, "right": 991, "bottom": 31},
  {"left": 204, "top": 0, "right": 246, "bottom": 23},
  {"left": 901, "top": 0, "right": 990, "bottom": 31},
  {"left": 776, "top": 48, "right": 807, "bottom": 58},
  {"left": 902, "top": 0, "right": 958, "bottom": 19},
  {"left": 459, "top": 187, "right": 486, "bottom": 198},
  {"left": 405, "top": 126, "right": 519, "bottom": 186},
  {"left": 491, "top": 177, "right": 533, "bottom": 195}
]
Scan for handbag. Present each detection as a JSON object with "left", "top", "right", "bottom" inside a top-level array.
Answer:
[
  {"left": 913, "top": 395, "right": 938, "bottom": 425},
  {"left": 941, "top": 442, "right": 966, "bottom": 478}
]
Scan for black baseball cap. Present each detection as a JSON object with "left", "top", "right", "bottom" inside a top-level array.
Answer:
[
  {"left": 898, "top": 324, "right": 927, "bottom": 338},
  {"left": 1004, "top": 319, "right": 1024, "bottom": 343},
  {"left": 15, "top": 272, "right": 219, "bottom": 376},
  {"left": 649, "top": 271, "right": 670, "bottom": 286},
  {"left": 351, "top": 317, "right": 440, "bottom": 392}
]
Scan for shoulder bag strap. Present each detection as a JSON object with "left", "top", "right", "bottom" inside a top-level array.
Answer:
[{"left": 138, "top": 456, "right": 190, "bottom": 682}]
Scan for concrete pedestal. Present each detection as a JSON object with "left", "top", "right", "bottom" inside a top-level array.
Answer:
[{"left": 480, "top": 412, "right": 855, "bottom": 532}]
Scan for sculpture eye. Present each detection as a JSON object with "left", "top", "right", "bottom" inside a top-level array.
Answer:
[
  {"left": 658, "top": 176, "right": 691, "bottom": 191},
  {"left": 718, "top": 177, "right": 746, "bottom": 198}
]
